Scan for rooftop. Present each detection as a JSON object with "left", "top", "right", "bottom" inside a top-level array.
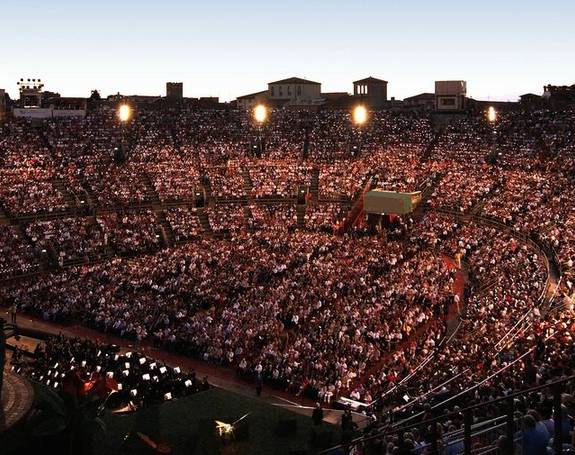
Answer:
[
  {"left": 269, "top": 77, "right": 321, "bottom": 85},
  {"left": 354, "top": 76, "right": 388, "bottom": 84}
]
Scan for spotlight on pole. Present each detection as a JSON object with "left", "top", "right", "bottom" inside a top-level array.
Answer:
[
  {"left": 351, "top": 105, "right": 367, "bottom": 158},
  {"left": 253, "top": 104, "right": 267, "bottom": 156},
  {"left": 484, "top": 106, "right": 499, "bottom": 165}
]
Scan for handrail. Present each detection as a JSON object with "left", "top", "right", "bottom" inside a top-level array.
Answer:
[
  {"left": 320, "top": 374, "right": 575, "bottom": 454},
  {"left": 418, "top": 420, "right": 510, "bottom": 453}
]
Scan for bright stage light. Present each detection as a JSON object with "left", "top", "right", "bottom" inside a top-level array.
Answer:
[
  {"left": 353, "top": 105, "right": 368, "bottom": 126},
  {"left": 118, "top": 104, "right": 132, "bottom": 122},
  {"left": 254, "top": 104, "right": 267, "bottom": 124},
  {"left": 487, "top": 106, "right": 497, "bottom": 123}
]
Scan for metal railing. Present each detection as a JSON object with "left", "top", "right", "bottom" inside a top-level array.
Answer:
[{"left": 324, "top": 374, "right": 575, "bottom": 455}]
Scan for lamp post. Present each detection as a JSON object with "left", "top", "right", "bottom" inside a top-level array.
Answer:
[
  {"left": 253, "top": 104, "right": 267, "bottom": 157},
  {"left": 352, "top": 105, "right": 368, "bottom": 158},
  {"left": 117, "top": 103, "right": 132, "bottom": 162},
  {"left": 487, "top": 106, "right": 498, "bottom": 163}
]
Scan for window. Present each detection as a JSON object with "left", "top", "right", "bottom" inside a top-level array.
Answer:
[
  {"left": 279, "top": 86, "right": 283, "bottom": 97},
  {"left": 297, "top": 86, "right": 301, "bottom": 96},
  {"left": 271, "top": 87, "right": 275, "bottom": 97},
  {"left": 288, "top": 86, "right": 292, "bottom": 96}
]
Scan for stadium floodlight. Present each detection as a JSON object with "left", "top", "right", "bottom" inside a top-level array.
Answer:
[
  {"left": 353, "top": 105, "right": 368, "bottom": 126},
  {"left": 254, "top": 104, "right": 268, "bottom": 124},
  {"left": 118, "top": 103, "right": 132, "bottom": 122},
  {"left": 487, "top": 106, "right": 497, "bottom": 123}
]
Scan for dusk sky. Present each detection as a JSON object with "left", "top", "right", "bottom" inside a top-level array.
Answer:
[{"left": 1, "top": 0, "right": 573, "bottom": 102}]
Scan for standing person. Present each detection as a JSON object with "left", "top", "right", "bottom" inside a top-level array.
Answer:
[
  {"left": 10, "top": 303, "right": 17, "bottom": 325},
  {"left": 312, "top": 402, "right": 324, "bottom": 426},
  {"left": 255, "top": 373, "right": 263, "bottom": 397}
]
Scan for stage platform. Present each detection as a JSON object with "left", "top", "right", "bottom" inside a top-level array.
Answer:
[{"left": 0, "top": 369, "right": 34, "bottom": 433}]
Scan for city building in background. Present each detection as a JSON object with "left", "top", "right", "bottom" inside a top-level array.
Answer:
[
  {"left": 236, "top": 90, "right": 268, "bottom": 110},
  {"left": 166, "top": 82, "right": 183, "bottom": 99},
  {"left": 268, "top": 77, "right": 322, "bottom": 106},
  {"left": 13, "top": 78, "right": 86, "bottom": 119},
  {"left": 402, "top": 92, "right": 435, "bottom": 111},
  {"left": 353, "top": 76, "right": 388, "bottom": 108},
  {"left": 435, "top": 80, "right": 467, "bottom": 111},
  {"left": 542, "top": 83, "right": 575, "bottom": 107},
  {"left": 235, "top": 76, "right": 323, "bottom": 109}
]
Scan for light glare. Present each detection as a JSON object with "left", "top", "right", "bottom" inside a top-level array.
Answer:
[
  {"left": 353, "top": 105, "right": 368, "bottom": 125},
  {"left": 254, "top": 104, "right": 267, "bottom": 123},
  {"left": 118, "top": 104, "right": 131, "bottom": 122},
  {"left": 487, "top": 106, "right": 497, "bottom": 123}
]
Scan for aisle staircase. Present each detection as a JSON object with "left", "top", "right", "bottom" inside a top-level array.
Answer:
[
  {"left": 242, "top": 167, "right": 253, "bottom": 199},
  {"left": 296, "top": 204, "right": 306, "bottom": 229},
  {"left": 157, "top": 211, "right": 175, "bottom": 247},
  {"left": 197, "top": 209, "right": 213, "bottom": 236},
  {"left": 309, "top": 167, "right": 319, "bottom": 201},
  {"left": 52, "top": 178, "right": 78, "bottom": 209},
  {"left": 335, "top": 178, "right": 373, "bottom": 235},
  {"left": 420, "top": 128, "right": 443, "bottom": 162},
  {"left": 141, "top": 172, "right": 162, "bottom": 209}
]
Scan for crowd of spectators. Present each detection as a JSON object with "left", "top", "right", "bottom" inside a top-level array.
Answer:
[
  {"left": 165, "top": 207, "right": 203, "bottom": 241},
  {"left": 26, "top": 216, "right": 110, "bottom": 265},
  {"left": 96, "top": 211, "right": 161, "bottom": 255},
  {"left": 1, "top": 105, "right": 575, "bottom": 454},
  {"left": 0, "top": 225, "right": 38, "bottom": 279},
  {"left": 0, "top": 168, "right": 71, "bottom": 216}
]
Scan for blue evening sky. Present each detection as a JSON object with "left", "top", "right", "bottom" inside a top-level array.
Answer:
[{"left": 1, "top": 0, "right": 573, "bottom": 101}]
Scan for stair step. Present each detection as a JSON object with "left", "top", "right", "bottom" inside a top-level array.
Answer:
[
  {"left": 157, "top": 211, "right": 175, "bottom": 247},
  {"left": 296, "top": 204, "right": 306, "bottom": 229},
  {"left": 141, "top": 172, "right": 162, "bottom": 205},
  {"left": 197, "top": 209, "right": 213, "bottom": 236}
]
